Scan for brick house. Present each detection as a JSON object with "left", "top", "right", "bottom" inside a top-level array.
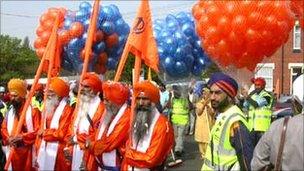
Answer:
[{"left": 231, "top": 21, "right": 303, "bottom": 96}]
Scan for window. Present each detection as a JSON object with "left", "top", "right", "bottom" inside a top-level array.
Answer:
[
  {"left": 255, "top": 63, "right": 274, "bottom": 92},
  {"left": 288, "top": 63, "right": 304, "bottom": 94},
  {"left": 293, "top": 20, "right": 301, "bottom": 50}
]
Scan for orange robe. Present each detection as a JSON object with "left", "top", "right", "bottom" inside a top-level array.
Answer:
[
  {"left": 39, "top": 104, "right": 74, "bottom": 171},
  {"left": 1, "top": 104, "right": 41, "bottom": 171},
  {"left": 87, "top": 106, "right": 131, "bottom": 170},
  {"left": 121, "top": 114, "right": 174, "bottom": 170},
  {"left": 65, "top": 101, "right": 105, "bottom": 170}
]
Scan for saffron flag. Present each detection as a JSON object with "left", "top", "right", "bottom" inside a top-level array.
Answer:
[{"left": 127, "top": 0, "right": 159, "bottom": 72}]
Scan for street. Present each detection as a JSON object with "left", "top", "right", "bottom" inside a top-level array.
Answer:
[{"left": 167, "top": 135, "right": 202, "bottom": 171}]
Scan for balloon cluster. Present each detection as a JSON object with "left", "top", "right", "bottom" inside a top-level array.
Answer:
[
  {"left": 290, "top": 1, "right": 304, "bottom": 29},
  {"left": 153, "top": 12, "right": 211, "bottom": 78},
  {"left": 34, "top": 7, "right": 67, "bottom": 58},
  {"left": 34, "top": 2, "right": 130, "bottom": 74},
  {"left": 193, "top": 1, "right": 295, "bottom": 71}
]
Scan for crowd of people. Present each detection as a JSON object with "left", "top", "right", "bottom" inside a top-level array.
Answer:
[{"left": 0, "top": 71, "right": 303, "bottom": 171}]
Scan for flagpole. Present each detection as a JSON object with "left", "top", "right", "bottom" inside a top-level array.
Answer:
[
  {"left": 71, "top": 0, "right": 100, "bottom": 135},
  {"left": 114, "top": 44, "right": 131, "bottom": 82},
  {"left": 4, "top": 14, "right": 61, "bottom": 171},
  {"left": 34, "top": 15, "right": 60, "bottom": 163}
]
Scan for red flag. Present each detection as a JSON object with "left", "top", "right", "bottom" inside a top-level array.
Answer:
[{"left": 127, "top": 0, "right": 159, "bottom": 72}]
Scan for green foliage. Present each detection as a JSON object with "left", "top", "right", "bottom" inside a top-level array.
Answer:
[
  {"left": 200, "top": 63, "right": 221, "bottom": 79},
  {"left": 104, "top": 53, "right": 135, "bottom": 83},
  {"left": 0, "top": 35, "right": 39, "bottom": 85}
]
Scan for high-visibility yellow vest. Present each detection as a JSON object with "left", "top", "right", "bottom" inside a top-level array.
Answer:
[
  {"left": 69, "top": 96, "right": 77, "bottom": 106},
  {"left": 202, "top": 105, "right": 250, "bottom": 171},
  {"left": 0, "top": 101, "right": 7, "bottom": 117},
  {"left": 31, "top": 97, "right": 44, "bottom": 112},
  {"left": 171, "top": 98, "right": 189, "bottom": 125},
  {"left": 248, "top": 90, "right": 273, "bottom": 132}
]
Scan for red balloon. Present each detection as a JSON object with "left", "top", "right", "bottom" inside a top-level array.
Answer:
[
  {"left": 36, "top": 25, "right": 45, "bottom": 37},
  {"left": 97, "top": 52, "right": 108, "bottom": 65},
  {"left": 69, "top": 22, "right": 84, "bottom": 38},
  {"left": 34, "top": 37, "right": 45, "bottom": 49},
  {"left": 192, "top": 1, "right": 295, "bottom": 70},
  {"left": 94, "top": 30, "right": 105, "bottom": 42},
  {"left": 105, "top": 33, "right": 118, "bottom": 48},
  {"left": 58, "top": 30, "right": 71, "bottom": 45},
  {"left": 41, "top": 19, "right": 54, "bottom": 31},
  {"left": 40, "top": 31, "right": 51, "bottom": 45},
  {"left": 94, "top": 63, "right": 107, "bottom": 74},
  {"left": 39, "top": 13, "right": 51, "bottom": 25},
  {"left": 80, "top": 49, "right": 94, "bottom": 62},
  {"left": 36, "top": 47, "right": 45, "bottom": 59}
]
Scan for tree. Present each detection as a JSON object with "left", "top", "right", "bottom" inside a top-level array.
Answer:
[
  {"left": 22, "top": 36, "right": 30, "bottom": 49},
  {"left": 0, "top": 35, "right": 39, "bottom": 85}
]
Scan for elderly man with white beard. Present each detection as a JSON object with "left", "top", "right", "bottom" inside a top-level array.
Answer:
[
  {"left": 64, "top": 72, "right": 105, "bottom": 171},
  {"left": 121, "top": 81, "right": 174, "bottom": 170},
  {"left": 37, "top": 77, "right": 74, "bottom": 171},
  {"left": 85, "top": 81, "right": 131, "bottom": 171}
]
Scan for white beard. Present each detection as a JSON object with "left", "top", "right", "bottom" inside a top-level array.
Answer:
[
  {"left": 78, "top": 94, "right": 94, "bottom": 119},
  {"left": 45, "top": 96, "right": 60, "bottom": 118}
]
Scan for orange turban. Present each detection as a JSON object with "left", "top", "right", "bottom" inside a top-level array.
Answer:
[
  {"left": 49, "top": 77, "right": 69, "bottom": 97},
  {"left": 134, "top": 80, "right": 160, "bottom": 104},
  {"left": 35, "top": 83, "right": 44, "bottom": 92},
  {"left": 8, "top": 78, "right": 27, "bottom": 98},
  {"left": 103, "top": 81, "right": 129, "bottom": 105},
  {"left": 82, "top": 72, "right": 102, "bottom": 93}
]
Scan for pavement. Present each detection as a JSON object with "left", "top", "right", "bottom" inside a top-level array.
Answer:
[{"left": 166, "top": 134, "right": 203, "bottom": 171}]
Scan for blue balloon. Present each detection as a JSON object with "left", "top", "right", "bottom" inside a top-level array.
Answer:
[
  {"left": 68, "top": 38, "right": 84, "bottom": 50},
  {"left": 192, "top": 64, "right": 204, "bottom": 76},
  {"left": 166, "top": 19, "right": 179, "bottom": 33},
  {"left": 75, "top": 9, "right": 88, "bottom": 22},
  {"left": 101, "top": 21, "right": 114, "bottom": 35},
  {"left": 175, "top": 47, "right": 186, "bottom": 61},
  {"left": 184, "top": 55, "right": 194, "bottom": 68},
  {"left": 93, "top": 41, "right": 106, "bottom": 54},
  {"left": 102, "top": 6, "right": 114, "bottom": 21},
  {"left": 106, "top": 58, "right": 118, "bottom": 70},
  {"left": 64, "top": 19, "right": 73, "bottom": 29},
  {"left": 163, "top": 37, "right": 178, "bottom": 55},
  {"left": 109, "top": 4, "right": 121, "bottom": 20},
  {"left": 182, "top": 22, "right": 195, "bottom": 37},
  {"left": 79, "top": 1, "right": 92, "bottom": 11},
  {"left": 154, "top": 19, "right": 165, "bottom": 27},
  {"left": 174, "top": 61, "right": 189, "bottom": 77},
  {"left": 83, "top": 19, "right": 90, "bottom": 30}
]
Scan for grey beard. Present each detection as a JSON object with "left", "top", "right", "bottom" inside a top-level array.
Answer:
[
  {"left": 132, "top": 107, "right": 153, "bottom": 144},
  {"left": 78, "top": 94, "right": 93, "bottom": 119},
  {"left": 45, "top": 96, "right": 60, "bottom": 118}
]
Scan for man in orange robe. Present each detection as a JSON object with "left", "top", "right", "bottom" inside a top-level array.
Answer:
[
  {"left": 122, "top": 81, "right": 174, "bottom": 170},
  {"left": 36, "top": 77, "right": 74, "bottom": 170},
  {"left": 65, "top": 72, "right": 105, "bottom": 170},
  {"left": 86, "top": 81, "right": 131, "bottom": 170},
  {"left": 1, "top": 78, "right": 41, "bottom": 171}
]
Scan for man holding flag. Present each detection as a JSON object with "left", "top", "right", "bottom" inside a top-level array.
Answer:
[
  {"left": 1, "top": 78, "right": 41, "bottom": 170},
  {"left": 64, "top": 72, "right": 105, "bottom": 170},
  {"left": 36, "top": 77, "right": 74, "bottom": 170}
]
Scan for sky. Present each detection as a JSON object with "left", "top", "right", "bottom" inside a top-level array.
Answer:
[{"left": 0, "top": 0, "right": 196, "bottom": 45}]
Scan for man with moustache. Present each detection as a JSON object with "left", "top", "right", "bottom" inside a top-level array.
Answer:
[
  {"left": 241, "top": 77, "right": 273, "bottom": 146},
  {"left": 65, "top": 72, "right": 105, "bottom": 170},
  {"left": 202, "top": 73, "right": 254, "bottom": 171},
  {"left": 1, "top": 79, "right": 41, "bottom": 170},
  {"left": 36, "top": 77, "right": 74, "bottom": 170},
  {"left": 86, "top": 81, "right": 131, "bottom": 171},
  {"left": 122, "top": 80, "right": 174, "bottom": 170}
]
